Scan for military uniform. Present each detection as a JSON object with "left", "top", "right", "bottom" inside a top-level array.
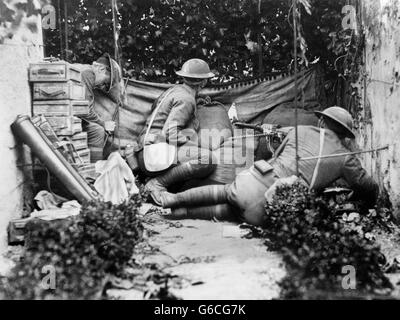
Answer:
[
  {"left": 80, "top": 67, "right": 107, "bottom": 163},
  {"left": 138, "top": 83, "right": 215, "bottom": 176},
  {"left": 226, "top": 126, "right": 379, "bottom": 225},
  {"left": 79, "top": 55, "right": 122, "bottom": 163}
]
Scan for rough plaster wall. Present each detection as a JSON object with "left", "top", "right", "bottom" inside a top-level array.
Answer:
[
  {"left": 359, "top": 0, "right": 400, "bottom": 216},
  {"left": 0, "top": 2, "right": 43, "bottom": 252}
]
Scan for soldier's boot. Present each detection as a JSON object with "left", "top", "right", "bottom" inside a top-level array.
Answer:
[
  {"left": 165, "top": 204, "right": 235, "bottom": 221},
  {"left": 145, "top": 162, "right": 216, "bottom": 206},
  {"left": 160, "top": 185, "right": 228, "bottom": 208}
]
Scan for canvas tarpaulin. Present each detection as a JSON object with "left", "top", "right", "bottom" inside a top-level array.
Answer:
[{"left": 93, "top": 67, "right": 323, "bottom": 149}]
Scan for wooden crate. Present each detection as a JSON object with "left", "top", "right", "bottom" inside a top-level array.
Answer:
[
  {"left": 33, "top": 100, "right": 89, "bottom": 117},
  {"left": 75, "top": 148, "right": 91, "bottom": 164},
  {"left": 29, "top": 61, "right": 81, "bottom": 82},
  {"left": 58, "top": 132, "right": 88, "bottom": 150},
  {"left": 73, "top": 163, "right": 98, "bottom": 181},
  {"left": 8, "top": 218, "right": 31, "bottom": 244},
  {"left": 33, "top": 81, "right": 86, "bottom": 100},
  {"left": 46, "top": 116, "right": 82, "bottom": 136},
  {"left": 32, "top": 115, "right": 60, "bottom": 145},
  {"left": 59, "top": 147, "right": 90, "bottom": 165}
]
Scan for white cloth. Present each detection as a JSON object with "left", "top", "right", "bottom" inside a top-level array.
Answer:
[
  {"left": 34, "top": 190, "right": 68, "bottom": 210},
  {"left": 31, "top": 200, "right": 81, "bottom": 221},
  {"left": 94, "top": 152, "right": 139, "bottom": 204}
]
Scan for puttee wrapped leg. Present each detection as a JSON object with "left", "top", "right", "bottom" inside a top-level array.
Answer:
[
  {"left": 165, "top": 204, "right": 236, "bottom": 221},
  {"left": 161, "top": 185, "right": 229, "bottom": 208}
]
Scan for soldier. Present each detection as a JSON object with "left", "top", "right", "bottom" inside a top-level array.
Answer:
[
  {"left": 137, "top": 58, "right": 217, "bottom": 205},
  {"left": 80, "top": 54, "right": 122, "bottom": 162},
  {"left": 160, "top": 107, "right": 379, "bottom": 226}
]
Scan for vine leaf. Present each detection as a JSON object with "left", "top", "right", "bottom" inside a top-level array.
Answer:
[{"left": 298, "top": 0, "right": 312, "bottom": 15}]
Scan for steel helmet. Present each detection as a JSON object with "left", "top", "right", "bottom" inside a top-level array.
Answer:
[
  {"left": 94, "top": 53, "right": 121, "bottom": 94},
  {"left": 175, "top": 59, "right": 215, "bottom": 79},
  {"left": 315, "top": 106, "right": 355, "bottom": 138}
]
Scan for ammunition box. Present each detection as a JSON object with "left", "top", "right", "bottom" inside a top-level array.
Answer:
[
  {"left": 32, "top": 115, "right": 60, "bottom": 145},
  {"left": 58, "top": 132, "right": 88, "bottom": 150},
  {"left": 46, "top": 116, "right": 82, "bottom": 136},
  {"left": 75, "top": 148, "right": 91, "bottom": 164},
  {"left": 8, "top": 218, "right": 31, "bottom": 245},
  {"left": 29, "top": 61, "right": 81, "bottom": 82},
  {"left": 33, "top": 100, "right": 89, "bottom": 117},
  {"left": 33, "top": 81, "right": 86, "bottom": 100},
  {"left": 74, "top": 163, "right": 98, "bottom": 181}
]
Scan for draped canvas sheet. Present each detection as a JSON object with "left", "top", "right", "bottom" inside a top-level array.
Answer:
[{"left": 93, "top": 67, "right": 322, "bottom": 148}]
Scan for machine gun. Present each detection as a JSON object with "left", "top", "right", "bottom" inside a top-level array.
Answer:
[
  {"left": 231, "top": 122, "right": 287, "bottom": 156},
  {"left": 232, "top": 122, "right": 286, "bottom": 143}
]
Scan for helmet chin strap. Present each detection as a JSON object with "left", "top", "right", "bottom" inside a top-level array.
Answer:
[{"left": 318, "top": 118, "right": 325, "bottom": 128}]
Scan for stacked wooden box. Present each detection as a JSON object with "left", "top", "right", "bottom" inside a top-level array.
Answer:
[{"left": 29, "top": 60, "right": 94, "bottom": 171}]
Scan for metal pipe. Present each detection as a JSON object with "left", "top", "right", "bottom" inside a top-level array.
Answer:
[
  {"left": 299, "top": 145, "right": 389, "bottom": 161},
  {"left": 64, "top": 0, "right": 69, "bottom": 62},
  {"left": 293, "top": 0, "right": 299, "bottom": 176},
  {"left": 57, "top": 0, "right": 63, "bottom": 60},
  {"left": 11, "top": 115, "right": 98, "bottom": 203},
  {"left": 111, "top": 0, "right": 120, "bottom": 64}
]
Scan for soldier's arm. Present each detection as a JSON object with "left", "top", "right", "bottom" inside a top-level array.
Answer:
[
  {"left": 80, "top": 70, "right": 105, "bottom": 128},
  {"left": 342, "top": 155, "right": 379, "bottom": 206},
  {"left": 162, "top": 97, "right": 195, "bottom": 146}
]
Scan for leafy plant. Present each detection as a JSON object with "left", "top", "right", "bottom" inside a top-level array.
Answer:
[
  {"left": 263, "top": 182, "right": 392, "bottom": 299},
  {"left": 0, "top": 195, "right": 143, "bottom": 300},
  {"left": 43, "top": 0, "right": 359, "bottom": 90}
]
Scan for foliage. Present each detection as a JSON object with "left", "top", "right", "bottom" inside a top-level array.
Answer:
[
  {"left": 0, "top": 196, "right": 143, "bottom": 300},
  {"left": 43, "top": 0, "right": 361, "bottom": 94},
  {"left": 262, "top": 182, "right": 392, "bottom": 299}
]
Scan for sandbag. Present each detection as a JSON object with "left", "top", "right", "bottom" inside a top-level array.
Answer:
[
  {"left": 207, "top": 135, "right": 256, "bottom": 184},
  {"left": 196, "top": 102, "right": 233, "bottom": 151}
]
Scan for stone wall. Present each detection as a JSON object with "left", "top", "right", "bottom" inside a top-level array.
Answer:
[
  {"left": 0, "top": 0, "right": 44, "bottom": 252},
  {"left": 358, "top": 0, "right": 400, "bottom": 217}
]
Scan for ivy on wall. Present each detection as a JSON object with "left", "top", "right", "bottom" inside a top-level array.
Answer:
[{"left": 36, "top": 0, "right": 364, "bottom": 110}]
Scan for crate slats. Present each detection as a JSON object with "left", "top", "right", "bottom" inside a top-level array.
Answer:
[
  {"left": 33, "top": 100, "right": 89, "bottom": 117},
  {"left": 29, "top": 61, "right": 81, "bottom": 82},
  {"left": 33, "top": 81, "right": 86, "bottom": 100}
]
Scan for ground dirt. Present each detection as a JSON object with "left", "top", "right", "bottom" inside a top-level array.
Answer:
[
  {"left": 107, "top": 205, "right": 286, "bottom": 300},
  {"left": 2, "top": 204, "right": 400, "bottom": 300}
]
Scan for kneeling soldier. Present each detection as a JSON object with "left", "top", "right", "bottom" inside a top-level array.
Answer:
[{"left": 138, "top": 59, "right": 217, "bottom": 205}]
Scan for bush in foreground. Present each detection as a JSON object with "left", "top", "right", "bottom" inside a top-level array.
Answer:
[
  {"left": 0, "top": 195, "right": 143, "bottom": 300},
  {"left": 263, "top": 183, "right": 392, "bottom": 299}
]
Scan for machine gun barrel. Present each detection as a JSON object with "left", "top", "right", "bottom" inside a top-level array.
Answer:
[{"left": 233, "top": 122, "right": 264, "bottom": 133}]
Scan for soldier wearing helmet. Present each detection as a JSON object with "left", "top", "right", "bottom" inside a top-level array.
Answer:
[
  {"left": 80, "top": 54, "right": 123, "bottom": 162},
  {"left": 160, "top": 106, "right": 379, "bottom": 226},
  {"left": 137, "top": 58, "right": 217, "bottom": 205}
]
